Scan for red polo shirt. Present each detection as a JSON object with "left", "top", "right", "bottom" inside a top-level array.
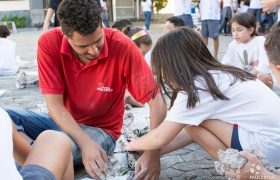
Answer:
[{"left": 37, "top": 27, "right": 157, "bottom": 140}]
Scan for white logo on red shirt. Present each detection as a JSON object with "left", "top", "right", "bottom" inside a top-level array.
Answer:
[{"left": 97, "top": 83, "right": 113, "bottom": 92}]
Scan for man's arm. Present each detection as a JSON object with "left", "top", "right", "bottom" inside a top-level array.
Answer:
[
  {"left": 134, "top": 93, "right": 167, "bottom": 180},
  {"left": 45, "top": 94, "right": 108, "bottom": 180},
  {"left": 225, "top": 151, "right": 280, "bottom": 180}
]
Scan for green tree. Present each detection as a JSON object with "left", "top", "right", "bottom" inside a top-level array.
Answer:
[{"left": 153, "top": 0, "right": 168, "bottom": 13}]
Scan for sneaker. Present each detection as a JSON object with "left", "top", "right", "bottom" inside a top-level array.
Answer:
[{"left": 143, "top": 26, "right": 147, "bottom": 30}]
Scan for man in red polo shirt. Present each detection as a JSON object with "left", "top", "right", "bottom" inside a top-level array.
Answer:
[{"left": 3, "top": 0, "right": 167, "bottom": 179}]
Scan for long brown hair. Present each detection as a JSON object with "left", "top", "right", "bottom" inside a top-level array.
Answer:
[{"left": 151, "top": 27, "right": 256, "bottom": 109}]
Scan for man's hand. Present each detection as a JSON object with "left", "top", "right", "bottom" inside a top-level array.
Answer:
[
  {"left": 81, "top": 139, "right": 108, "bottom": 180},
  {"left": 134, "top": 150, "right": 161, "bottom": 180},
  {"left": 225, "top": 151, "right": 269, "bottom": 180}
]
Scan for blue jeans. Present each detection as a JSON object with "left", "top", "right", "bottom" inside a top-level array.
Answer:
[
  {"left": 3, "top": 108, "right": 116, "bottom": 165},
  {"left": 144, "top": 11, "right": 151, "bottom": 30}
]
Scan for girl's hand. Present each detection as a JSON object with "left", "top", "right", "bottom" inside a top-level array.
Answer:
[{"left": 125, "top": 138, "right": 139, "bottom": 151}]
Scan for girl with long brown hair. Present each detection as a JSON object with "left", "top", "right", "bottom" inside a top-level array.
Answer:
[{"left": 125, "top": 27, "right": 280, "bottom": 168}]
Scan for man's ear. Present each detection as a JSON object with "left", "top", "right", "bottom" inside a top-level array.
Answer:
[{"left": 276, "top": 65, "right": 280, "bottom": 72}]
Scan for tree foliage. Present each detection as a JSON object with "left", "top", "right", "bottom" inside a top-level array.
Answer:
[{"left": 153, "top": 0, "right": 168, "bottom": 13}]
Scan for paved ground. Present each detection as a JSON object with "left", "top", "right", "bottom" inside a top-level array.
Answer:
[{"left": 0, "top": 23, "right": 233, "bottom": 179}]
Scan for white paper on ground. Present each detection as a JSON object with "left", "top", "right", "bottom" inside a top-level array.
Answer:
[{"left": 0, "top": 90, "right": 7, "bottom": 97}]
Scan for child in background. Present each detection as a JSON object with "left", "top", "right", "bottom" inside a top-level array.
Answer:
[
  {"left": 112, "top": 19, "right": 133, "bottom": 33},
  {"left": 141, "top": 0, "right": 152, "bottom": 31},
  {"left": 125, "top": 27, "right": 280, "bottom": 168},
  {"left": 100, "top": 0, "right": 110, "bottom": 28},
  {"left": 164, "top": 16, "right": 185, "bottom": 34},
  {"left": 112, "top": 21, "right": 153, "bottom": 107},
  {"left": 0, "top": 108, "right": 73, "bottom": 180},
  {"left": 123, "top": 27, "right": 153, "bottom": 107},
  {"left": 221, "top": 13, "right": 273, "bottom": 88},
  {"left": 219, "top": 0, "right": 235, "bottom": 36},
  {"left": 0, "top": 25, "right": 18, "bottom": 76},
  {"left": 237, "top": 0, "right": 249, "bottom": 13},
  {"left": 249, "top": 0, "right": 262, "bottom": 27}
]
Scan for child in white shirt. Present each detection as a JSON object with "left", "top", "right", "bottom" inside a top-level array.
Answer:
[
  {"left": 222, "top": 13, "right": 273, "bottom": 88},
  {"left": 0, "top": 25, "right": 19, "bottom": 76}
]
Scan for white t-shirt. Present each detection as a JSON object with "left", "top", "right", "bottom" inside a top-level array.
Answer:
[
  {"left": 250, "top": 0, "right": 262, "bottom": 9},
  {"left": 100, "top": 0, "right": 107, "bottom": 11},
  {"left": 0, "top": 38, "right": 18, "bottom": 76},
  {"left": 174, "top": 0, "right": 191, "bottom": 16},
  {"left": 0, "top": 108, "right": 23, "bottom": 180},
  {"left": 144, "top": 50, "right": 151, "bottom": 67},
  {"left": 221, "top": 36, "right": 271, "bottom": 73},
  {"left": 223, "top": 0, "right": 232, "bottom": 8},
  {"left": 141, "top": 0, "right": 152, "bottom": 12},
  {"left": 165, "top": 71, "right": 280, "bottom": 166},
  {"left": 200, "top": 0, "right": 220, "bottom": 20}
]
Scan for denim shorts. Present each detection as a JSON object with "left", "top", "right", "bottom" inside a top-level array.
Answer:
[
  {"left": 20, "top": 164, "right": 55, "bottom": 180},
  {"left": 201, "top": 20, "right": 220, "bottom": 39},
  {"left": 3, "top": 108, "right": 116, "bottom": 166}
]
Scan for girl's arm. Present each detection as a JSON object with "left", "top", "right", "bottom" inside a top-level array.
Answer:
[
  {"left": 160, "top": 129, "right": 194, "bottom": 155},
  {"left": 126, "top": 121, "right": 186, "bottom": 151},
  {"left": 12, "top": 122, "right": 32, "bottom": 166}
]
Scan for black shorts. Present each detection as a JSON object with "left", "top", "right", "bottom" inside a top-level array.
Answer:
[{"left": 231, "top": 124, "right": 243, "bottom": 151}]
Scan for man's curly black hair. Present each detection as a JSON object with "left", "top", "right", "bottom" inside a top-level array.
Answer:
[
  {"left": 57, "top": 0, "right": 102, "bottom": 38},
  {"left": 0, "top": 25, "right": 11, "bottom": 38}
]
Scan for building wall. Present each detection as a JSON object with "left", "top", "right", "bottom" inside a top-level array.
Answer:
[
  {"left": 0, "top": 0, "right": 45, "bottom": 27},
  {"left": 0, "top": 0, "right": 30, "bottom": 11}
]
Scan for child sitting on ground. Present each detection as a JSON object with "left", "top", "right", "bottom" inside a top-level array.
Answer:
[
  {"left": 113, "top": 20, "right": 153, "bottom": 107},
  {"left": 221, "top": 13, "right": 273, "bottom": 88},
  {"left": 125, "top": 28, "right": 280, "bottom": 169},
  {"left": 0, "top": 108, "right": 73, "bottom": 179},
  {"left": 0, "top": 25, "right": 19, "bottom": 76},
  {"left": 123, "top": 27, "right": 153, "bottom": 107}
]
